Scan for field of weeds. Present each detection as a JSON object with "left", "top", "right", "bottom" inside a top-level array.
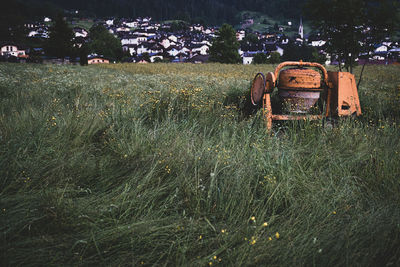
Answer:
[{"left": 1, "top": 62, "right": 400, "bottom": 266}]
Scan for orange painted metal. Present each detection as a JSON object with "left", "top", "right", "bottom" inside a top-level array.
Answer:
[
  {"left": 263, "top": 93, "right": 273, "bottom": 130},
  {"left": 327, "top": 72, "right": 362, "bottom": 116},
  {"left": 265, "top": 72, "right": 276, "bottom": 93},
  {"left": 276, "top": 62, "right": 327, "bottom": 114},
  {"left": 253, "top": 61, "right": 361, "bottom": 131},
  {"left": 274, "top": 61, "right": 329, "bottom": 86},
  {"left": 278, "top": 67, "right": 321, "bottom": 90}
]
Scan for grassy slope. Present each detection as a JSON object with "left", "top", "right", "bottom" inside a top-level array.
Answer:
[
  {"left": 235, "top": 11, "right": 312, "bottom": 37},
  {"left": 1, "top": 63, "right": 400, "bottom": 266}
]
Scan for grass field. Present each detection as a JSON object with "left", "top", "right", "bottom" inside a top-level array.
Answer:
[{"left": 1, "top": 62, "right": 400, "bottom": 266}]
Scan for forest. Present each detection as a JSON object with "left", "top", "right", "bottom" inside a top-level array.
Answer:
[{"left": 3, "top": 0, "right": 307, "bottom": 25}]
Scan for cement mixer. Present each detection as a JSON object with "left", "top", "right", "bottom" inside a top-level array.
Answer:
[{"left": 251, "top": 61, "right": 362, "bottom": 130}]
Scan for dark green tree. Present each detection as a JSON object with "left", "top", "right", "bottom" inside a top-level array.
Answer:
[
  {"left": 281, "top": 42, "right": 314, "bottom": 62},
  {"left": 267, "top": 51, "right": 281, "bottom": 64},
  {"left": 209, "top": 24, "right": 241, "bottom": 64},
  {"left": 45, "top": 14, "right": 74, "bottom": 59},
  {"left": 253, "top": 53, "right": 268, "bottom": 64},
  {"left": 89, "top": 24, "right": 123, "bottom": 61},
  {"left": 240, "top": 33, "right": 260, "bottom": 51},
  {"left": 79, "top": 43, "right": 89, "bottom": 66},
  {"left": 142, "top": 52, "right": 151, "bottom": 63},
  {"left": 305, "top": 0, "right": 399, "bottom": 73}
]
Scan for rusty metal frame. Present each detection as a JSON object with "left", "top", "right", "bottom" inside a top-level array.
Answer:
[{"left": 263, "top": 61, "right": 331, "bottom": 131}]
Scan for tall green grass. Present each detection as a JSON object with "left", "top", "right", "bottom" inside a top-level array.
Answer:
[{"left": 1, "top": 63, "right": 400, "bottom": 266}]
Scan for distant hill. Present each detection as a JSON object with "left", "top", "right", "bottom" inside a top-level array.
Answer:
[{"left": 10, "top": 0, "right": 307, "bottom": 25}]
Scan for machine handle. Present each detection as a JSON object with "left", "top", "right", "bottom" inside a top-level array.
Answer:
[{"left": 274, "top": 61, "right": 329, "bottom": 86}]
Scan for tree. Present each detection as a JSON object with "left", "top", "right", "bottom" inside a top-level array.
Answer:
[
  {"left": 305, "top": 0, "right": 399, "bottom": 73},
  {"left": 89, "top": 24, "right": 123, "bottom": 61},
  {"left": 268, "top": 52, "right": 281, "bottom": 64},
  {"left": 142, "top": 52, "right": 151, "bottom": 63},
  {"left": 79, "top": 43, "right": 89, "bottom": 66},
  {"left": 281, "top": 42, "right": 315, "bottom": 62},
  {"left": 209, "top": 24, "right": 241, "bottom": 64},
  {"left": 240, "top": 33, "right": 260, "bottom": 51},
  {"left": 253, "top": 53, "right": 268, "bottom": 64},
  {"left": 45, "top": 14, "right": 74, "bottom": 59}
]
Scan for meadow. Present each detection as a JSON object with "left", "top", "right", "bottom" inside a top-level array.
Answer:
[{"left": 1, "top": 62, "right": 400, "bottom": 266}]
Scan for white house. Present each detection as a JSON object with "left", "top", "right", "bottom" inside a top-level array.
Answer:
[
  {"left": 124, "top": 21, "right": 138, "bottom": 28},
  {"left": 203, "top": 28, "right": 213, "bottom": 35},
  {"left": 28, "top": 30, "right": 39, "bottom": 37},
  {"left": 150, "top": 54, "right": 163, "bottom": 63},
  {"left": 236, "top": 30, "right": 245, "bottom": 41},
  {"left": 311, "top": 40, "right": 326, "bottom": 47},
  {"left": 167, "top": 46, "right": 180, "bottom": 57},
  {"left": 1, "top": 44, "right": 27, "bottom": 58},
  {"left": 160, "top": 38, "right": 171, "bottom": 49},
  {"left": 275, "top": 46, "right": 284, "bottom": 56},
  {"left": 375, "top": 44, "right": 389, "bottom": 53},
  {"left": 242, "top": 54, "right": 254, "bottom": 65},
  {"left": 191, "top": 44, "right": 209, "bottom": 55},
  {"left": 116, "top": 27, "right": 130, "bottom": 33},
  {"left": 137, "top": 44, "right": 149, "bottom": 55},
  {"left": 106, "top": 19, "right": 114, "bottom": 26},
  {"left": 121, "top": 36, "right": 146, "bottom": 45},
  {"left": 142, "top": 17, "right": 152, "bottom": 23},
  {"left": 168, "top": 35, "right": 178, "bottom": 43},
  {"left": 73, "top": 27, "right": 88, "bottom": 38}
]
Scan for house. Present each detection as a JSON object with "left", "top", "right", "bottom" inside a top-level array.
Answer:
[
  {"left": 122, "top": 44, "right": 138, "bottom": 56},
  {"left": 236, "top": 30, "right": 245, "bottom": 41},
  {"left": 191, "top": 25, "right": 203, "bottom": 32},
  {"left": 166, "top": 46, "right": 182, "bottom": 57},
  {"left": 168, "top": 35, "right": 178, "bottom": 43},
  {"left": 148, "top": 44, "right": 163, "bottom": 54},
  {"left": 1, "top": 44, "right": 28, "bottom": 58},
  {"left": 310, "top": 40, "right": 326, "bottom": 47},
  {"left": 263, "top": 44, "right": 284, "bottom": 56},
  {"left": 137, "top": 43, "right": 150, "bottom": 55},
  {"left": 160, "top": 38, "right": 171, "bottom": 49},
  {"left": 116, "top": 26, "right": 130, "bottom": 33},
  {"left": 106, "top": 19, "right": 114, "bottom": 26},
  {"left": 121, "top": 35, "right": 146, "bottom": 45},
  {"left": 150, "top": 53, "right": 163, "bottom": 63},
  {"left": 242, "top": 52, "right": 257, "bottom": 65},
  {"left": 191, "top": 44, "right": 209, "bottom": 55},
  {"left": 187, "top": 54, "right": 209, "bottom": 64},
  {"left": 124, "top": 21, "right": 138, "bottom": 28},
  {"left": 73, "top": 27, "right": 88, "bottom": 38},
  {"left": 374, "top": 44, "right": 389, "bottom": 53},
  {"left": 88, "top": 56, "right": 109, "bottom": 64}
]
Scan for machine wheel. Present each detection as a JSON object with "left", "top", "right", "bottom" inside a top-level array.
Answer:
[
  {"left": 251, "top": 72, "right": 266, "bottom": 106},
  {"left": 265, "top": 72, "right": 276, "bottom": 93}
]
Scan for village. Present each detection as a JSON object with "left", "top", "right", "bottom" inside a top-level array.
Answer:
[{"left": 1, "top": 15, "right": 399, "bottom": 65}]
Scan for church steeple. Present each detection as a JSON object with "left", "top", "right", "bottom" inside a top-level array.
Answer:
[{"left": 298, "top": 17, "right": 304, "bottom": 39}]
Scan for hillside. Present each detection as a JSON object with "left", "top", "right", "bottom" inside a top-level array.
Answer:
[
  {"left": 6, "top": 0, "right": 307, "bottom": 25},
  {"left": 1, "top": 62, "right": 400, "bottom": 265}
]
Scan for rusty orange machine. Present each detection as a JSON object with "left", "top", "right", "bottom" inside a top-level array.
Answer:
[{"left": 251, "top": 61, "right": 362, "bottom": 130}]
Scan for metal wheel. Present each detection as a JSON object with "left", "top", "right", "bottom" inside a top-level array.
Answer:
[{"left": 251, "top": 72, "right": 266, "bottom": 106}]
